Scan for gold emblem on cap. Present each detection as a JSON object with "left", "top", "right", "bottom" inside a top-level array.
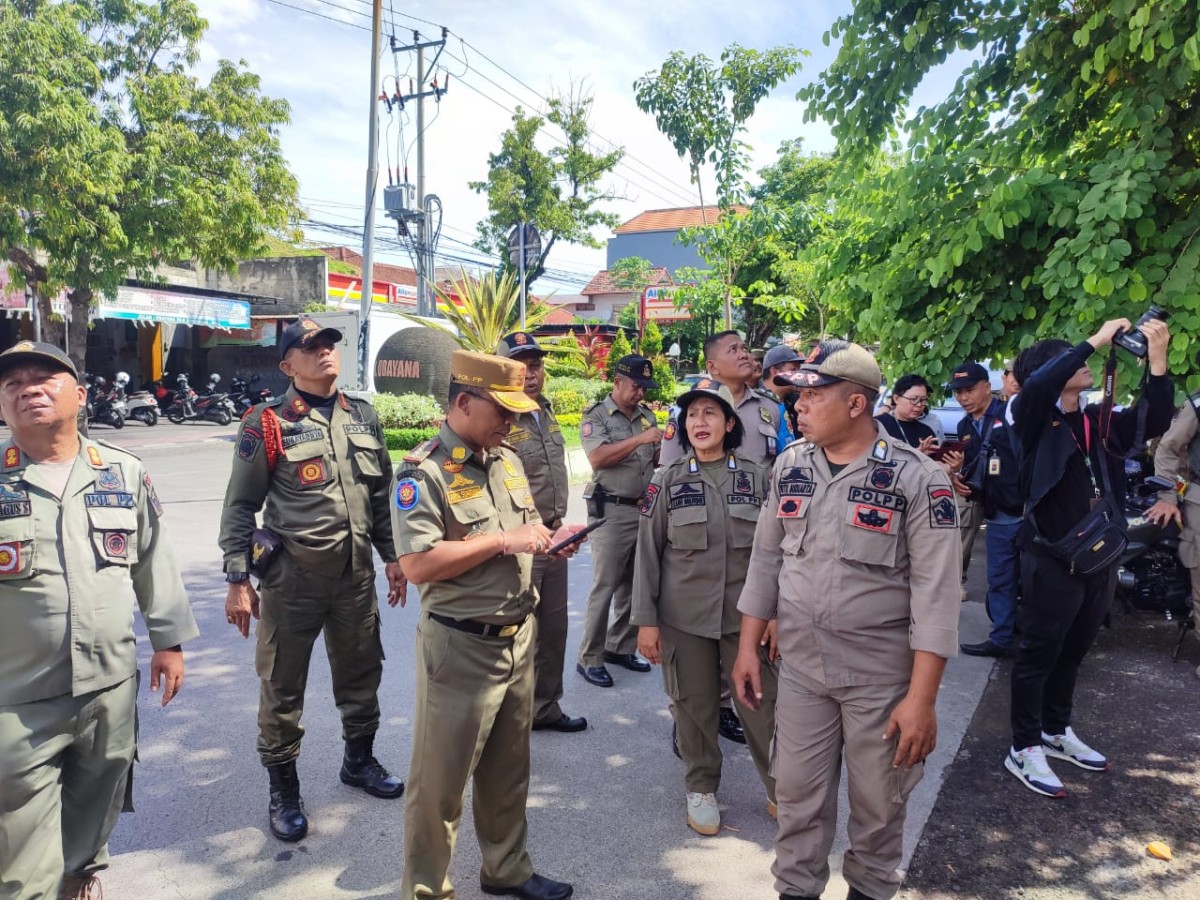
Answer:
[{"left": 11, "top": 341, "right": 34, "bottom": 352}]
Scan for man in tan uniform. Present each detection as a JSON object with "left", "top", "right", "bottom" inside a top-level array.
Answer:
[
  {"left": 219, "top": 317, "right": 406, "bottom": 844},
  {"left": 497, "top": 332, "right": 586, "bottom": 732},
  {"left": 576, "top": 355, "right": 661, "bottom": 688},
  {"left": 733, "top": 340, "right": 961, "bottom": 900},
  {"left": 1144, "top": 393, "right": 1200, "bottom": 678},
  {"left": 394, "top": 350, "right": 582, "bottom": 900},
  {"left": 0, "top": 341, "right": 198, "bottom": 900},
  {"left": 661, "top": 330, "right": 780, "bottom": 467}
]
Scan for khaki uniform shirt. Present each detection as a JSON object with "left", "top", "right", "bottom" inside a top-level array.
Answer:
[
  {"left": 392, "top": 423, "right": 541, "bottom": 624},
  {"left": 219, "top": 386, "right": 396, "bottom": 578},
  {"left": 506, "top": 395, "right": 568, "bottom": 528},
  {"left": 1153, "top": 398, "right": 1200, "bottom": 565},
  {"left": 0, "top": 438, "right": 197, "bottom": 706},
  {"left": 632, "top": 453, "right": 769, "bottom": 639},
  {"left": 660, "top": 387, "right": 780, "bottom": 467},
  {"left": 738, "top": 425, "right": 961, "bottom": 688},
  {"left": 581, "top": 395, "right": 658, "bottom": 499}
]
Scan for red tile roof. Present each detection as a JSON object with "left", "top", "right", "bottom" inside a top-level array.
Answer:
[
  {"left": 538, "top": 306, "right": 576, "bottom": 325},
  {"left": 614, "top": 205, "right": 750, "bottom": 234},
  {"left": 319, "top": 246, "right": 417, "bottom": 287},
  {"left": 581, "top": 267, "right": 672, "bottom": 297}
]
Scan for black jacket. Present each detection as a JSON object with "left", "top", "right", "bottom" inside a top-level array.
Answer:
[
  {"left": 957, "top": 398, "right": 1021, "bottom": 518},
  {"left": 1010, "top": 341, "right": 1175, "bottom": 540}
]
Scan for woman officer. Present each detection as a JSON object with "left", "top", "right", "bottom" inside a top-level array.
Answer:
[{"left": 632, "top": 379, "right": 777, "bottom": 837}]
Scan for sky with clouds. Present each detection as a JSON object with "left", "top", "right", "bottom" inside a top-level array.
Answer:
[{"left": 192, "top": 0, "right": 956, "bottom": 292}]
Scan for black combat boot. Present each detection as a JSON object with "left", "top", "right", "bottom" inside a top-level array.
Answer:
[
  {"left": 267, "top": 760, "right": 309, "bottom": 842},
  {"left": 339, "top": 733, "right": 405, "bottom": 799}
]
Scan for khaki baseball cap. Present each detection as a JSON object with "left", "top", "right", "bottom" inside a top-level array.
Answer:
[
  {"left": 450, "top": 349, "right": 539, "bottom": 413},
  {"left": 775, "top": 339, "right": 882, "bottom": 392}
]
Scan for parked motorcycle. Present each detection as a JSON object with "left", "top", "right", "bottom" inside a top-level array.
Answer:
[
  {"left": 113, "top": 372, "right": 158, "bottom": 426},
  {"left": 228, "top": 373, "right": 274, "bottom": 415},
  {"left": 85, "top": 374, "right": 126, "bottom": 429},
  {"left": 165, "top": 373, "right": 235, "bottom": 425},
  {"left": 1115, "top": 459, "right": 1194, "bottom": 657}
]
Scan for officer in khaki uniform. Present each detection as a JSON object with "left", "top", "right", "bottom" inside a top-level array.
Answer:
[
  {"left": 1145, "top": 391, "right": 1200, "bottom": 677},
  {"left": 660, "top": 330, "right": 780, "bottom": 467},
  {"left": 219, "top": 318, "right": 406, "bottom": 844},
  {"left": 732, "top": 341, "right": 961, "bottom": 900},
  {"left": 576, "top": 354, "right": 661, "bottom": 688},
  {"left": 497, "top": 332, "right": 586, "bottom": 732},
  {"left": 632, "top": 380, "right": 777, "bottom": 837},
  {"left": 394, "top": 350, "right": 581, "bottom": 900},
  {"left": 0, "top": 341, "right": 197, "bottom": 900}
]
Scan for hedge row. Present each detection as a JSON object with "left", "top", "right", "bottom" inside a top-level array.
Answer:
[{"left": 556, "top": 410, "right": 670, "bottom": 428}]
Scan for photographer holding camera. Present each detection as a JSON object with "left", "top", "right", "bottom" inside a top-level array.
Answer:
[{"left": 1004, "top": 314, "right": 1174, "bottom": 799}]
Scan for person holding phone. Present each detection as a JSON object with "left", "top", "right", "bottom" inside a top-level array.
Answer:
[{"left": 632, "top": 380, "right": 777, "bottom": 838}]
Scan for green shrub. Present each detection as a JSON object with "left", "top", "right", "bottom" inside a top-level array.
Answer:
[
  {"left": 547, "top": 388, "right": 588, "bottom": 415},
  {"left": 606, "top": 330, "right": 633, "bottom": 379},
  {"left": 545, "top": 355, "right": 586, "bottom": 378},
  {"left": 557, "top": 409, "right": 669, "bottom": 429},
  {"left": 644, "top": 357, "right": 678, "bottom": 405},
  {"left": 384, "top": 426, "right": 440, "bottom": 452},
  {"left": 545, "top": 376, "right": 609, "bottom": 414},
  {"left": 373, "top": 392, "right": 443, "bottom": 429}
]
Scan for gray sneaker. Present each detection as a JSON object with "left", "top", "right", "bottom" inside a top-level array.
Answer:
[{"left": 685, "top": 791, "right": 720, "bottom": 836}]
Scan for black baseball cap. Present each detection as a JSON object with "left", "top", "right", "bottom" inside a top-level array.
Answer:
[
  {"left": 280, "top": 317, "right": 343, "bottom": 359},
  {"left": 762, "top": 344, "right": 802, "bottom": 373},
  {"left": 613, "top": 354, "right": 657, "bottom": 389},
  {"left": 497, "top": 332, "right": 546, "bottom": 358},
  {"left": 949, "top": 362, "right": 989, "bottom": 391},
  {"left": 0, "top": 340, "right": 78, "bottom": 381}
]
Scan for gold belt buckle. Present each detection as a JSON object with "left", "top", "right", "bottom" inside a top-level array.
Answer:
[{"left": 497, "top": 623, "right": 519, "bottom": 638}]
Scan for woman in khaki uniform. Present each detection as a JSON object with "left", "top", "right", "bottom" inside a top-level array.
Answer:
[{"left": 633, "top": 379, "right": 777, "bottom": 837}]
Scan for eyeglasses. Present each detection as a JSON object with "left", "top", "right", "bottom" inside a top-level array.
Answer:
[
  {"left": 464, "top": 389, "right": 514, "bottom": 419},
  {"left": 898, "top": 394, "right": 929, "bottom": 406}
]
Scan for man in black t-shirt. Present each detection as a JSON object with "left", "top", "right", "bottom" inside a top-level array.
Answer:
[{"left": 1005, "top": 317, "right": 1173, "bottom": 800}]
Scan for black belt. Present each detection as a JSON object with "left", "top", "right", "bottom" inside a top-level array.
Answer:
[
  {"left": 600, "top": 493, "right": 640, "bottom": 507},
  {"left": 428, "top": 612, "right": 526, "bottom": 639}
]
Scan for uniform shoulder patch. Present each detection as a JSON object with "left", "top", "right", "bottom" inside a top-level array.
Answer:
[
  {"left": 395, "top": 476, "right": 420, "bottom": 510},
  {"left": 404, "top": 439, "right": 440, "bottom": 464},
  {"left": 928, "top": 486, "right": 958, "bottom": 528},
  {"left": 639, "top": 483, "right": 660, "bottom": 516}
]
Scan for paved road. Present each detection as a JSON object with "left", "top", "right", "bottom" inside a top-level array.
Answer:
[{"left": 90, "top": 429, "right": 995, "bottom": 900}]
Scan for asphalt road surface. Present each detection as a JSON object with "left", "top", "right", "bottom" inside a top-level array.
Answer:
[{"left": 87, "top": 425, "right": 1000, "bottom": 900}]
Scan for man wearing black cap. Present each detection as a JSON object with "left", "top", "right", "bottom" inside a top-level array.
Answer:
[
  {"left": 218, "top": 317, "right": 407, "bottom": 843},
  {"left": 575, "top": 354, "right": 661, "bottom": 688},
  {"left": 762, "top": 343, "right": 803, "bottom": 447},
  {"left": 0, "top": 340, "right": 198, "bottom": 899},
  {"left": 497, "top": 332, "right": 585, "bottom": 732}
]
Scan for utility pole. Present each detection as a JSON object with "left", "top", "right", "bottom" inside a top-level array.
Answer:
[
  {"left": 358, "top": 0, "right": 383, "bottom": 390},
  {"left": 385, "top": 29, "right": 448, "bottom": 317}
]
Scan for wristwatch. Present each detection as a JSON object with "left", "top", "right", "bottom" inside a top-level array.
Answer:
[{"left": 225, "top": 571, "right": 250, "bottom": 584}]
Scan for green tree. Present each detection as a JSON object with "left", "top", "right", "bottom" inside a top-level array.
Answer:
[
  {"left": 471, "top": 86, "right": 623, "bottom": 286},
  {"left": 799, "top": 0, "right": 1200, "bottom": 385},
  {"left": 641, "top": 319, "right": 664, "bottom": 357},
  {"left": 410, "top": 269, "right": 555, "bottom": 354},
  {"left": 0, "top": 0, "right": 299, "bottom": 370},
  {"left": 616, "top": 301, "right": 641, "bottom": 332},
  {"left": 605, "top": 328, "right": 633, "bottom": 379},
  {"left": 634, "top": 44, "right": 805, "bottom": 212}
]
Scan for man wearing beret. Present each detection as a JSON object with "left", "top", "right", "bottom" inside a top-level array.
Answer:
[
  {"left": 218, "top": 317, "right": 406, "bottom": 843},
  {"left": 0, "top": 340, "right": 198, "bottom": 899},
  {"left": 393, "top": 349, "right": 583, "bottom": 900}
]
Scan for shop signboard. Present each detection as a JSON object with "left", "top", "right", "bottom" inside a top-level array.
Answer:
[
  {"left": 641, "top": 285, "right": 690, "bottom": 323},
  {"left": 99, "top": 285, "right": 251, "bottom": 328}
]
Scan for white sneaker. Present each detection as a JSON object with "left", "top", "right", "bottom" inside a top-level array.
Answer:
[
  {"left": 1042, "top": 727, "right": 1110, "bottom": 771},
  {"left": 1005, "top": 745, "right": 1066, "bottom": 798},
  {"left": 686, "top": 792, "right": 720, "bottom": 836}
]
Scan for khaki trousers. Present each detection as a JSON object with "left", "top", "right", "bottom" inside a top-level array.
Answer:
[
  {"left": 401, "top": 614, "right": 536, "bottom": 899},
  {"left": 255, "top": 553, "right": 384, "bottom": 766},
  {"left": 958, "top": 498, "right": 984, "bottom": 577},
  {"left": 660, "top": 624, "right": 776, "bottom": 802},
  {"left": 531, "top": 554, "right": 569, "bottom": 725},
  {"left": 576, "top": 504, "right": 640, "bottom": 667},
  {"left": 773, "top": 673, "right": 923, "bottom": 900},
  {"left": 0, "top": 676, "right": 137, "bottom": 900}
]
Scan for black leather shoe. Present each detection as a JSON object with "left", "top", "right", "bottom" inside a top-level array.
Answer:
[
  {"left": 602, "top": 651, "right": 651, "bottom": 673},
  {"left": 719, "top": 707, "right": 747, "bottom": 744},
  {"left": 960, "top": 639, "right": 1015, "bottom": 659},
  {"left": 671, "top": 722, "right": 681, "bottom": 760},
  {"left": 533, "top": 713, "right": 588, "bottom": 733},
  {"left": 481, "top": 872, "right": 574, "bottom": 899},
  {"left": 576, "top": 663, "right": 614, "bottom": 687},
  {"left": 267, "top": 761, "right": 308, "bottom": 842},
  {"left": 780, "top": 894, "right": 821, "bottom": 900},
  {"left": 340, "top": 734, "right": 405, "bottom": 799},
  {"left": 847, "top": 887, "right": 879, "bottom": 900}
]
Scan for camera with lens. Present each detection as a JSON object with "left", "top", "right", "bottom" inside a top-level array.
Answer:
[{"left": 1113, "top": 305, "right": 1169, "bottom": 358}]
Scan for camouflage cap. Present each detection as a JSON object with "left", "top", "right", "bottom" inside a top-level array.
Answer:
[
  {"left": 451, "top": 349, "right": 539, "bottom": 413},
  {"left": 775, "top": 339, "right": 882, "bottom": 392},
  {"left": 0, "top": 340, "right": 78, "bottom": 381}
]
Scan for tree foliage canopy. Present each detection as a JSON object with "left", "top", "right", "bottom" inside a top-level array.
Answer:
[
  {"left": 0, "top": 0, "right": 300, "bottom": 366},
  {"left": 471, "top": 87, "right": 623, "bottom": 286},
  {"left": 800, "top": 0, "right": 1200, "bottom": 386}
]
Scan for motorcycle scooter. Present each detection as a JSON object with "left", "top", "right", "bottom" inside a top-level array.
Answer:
[{"left": 113, "top": 372, "right": 158, "bottom": 426}]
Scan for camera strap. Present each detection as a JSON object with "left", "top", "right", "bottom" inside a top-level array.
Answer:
[{"left": 1098, "top": 344, "right": 1150, "bottom": 461}]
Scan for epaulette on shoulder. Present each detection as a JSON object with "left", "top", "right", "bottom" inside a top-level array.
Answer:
[
  {"left": 94, "top": 438, "right": 139, "bottom": 461},
  {"left": 782, "top": 437, "right": 809, "bottom": 453},
  {"left": 404, "top": 438, "right": 439, "bottom": 464},
  {"left": 582, "top": 399, "right": 603, "bottom": 414}
]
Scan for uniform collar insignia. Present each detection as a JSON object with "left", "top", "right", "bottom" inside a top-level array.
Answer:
[
  {"left": 3, "top": 445, "right": 21, "bottom": 470},
  {"left": 727, "top": 453, "right": 737, "bottom": 470},
  {"left": 872, "top": 438, "right": 889, "bottom": 462},
  {"left": 86, "top": 445, "right": 105, "bottom": 468},
  {"left": 688, "top": 457, "right": 698, "bottom": 474}
]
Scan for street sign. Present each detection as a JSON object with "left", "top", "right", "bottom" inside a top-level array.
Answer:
[{"left": 507, "top": 223, "right": 542, "bottom": 269}]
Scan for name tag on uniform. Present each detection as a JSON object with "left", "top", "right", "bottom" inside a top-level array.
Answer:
[
  {"left": 727, "top": 494, "right": 760, "bottom": 506},
  {"left": 343, "top": 424, "right": 376, "bottom": 436},
  {"left": 847, "top": 485, "right": 908, "bottom": 512},
  {"left": 85, "top": 492, "right": 135, "bottom": 508},
  {"left": 282, "top": 428, "right": 323, "bottom": 449},
  {"left": 508, "top": 428, "right": 532, "bottom": 443},
  {"left": 0, "top": 485, "right": 31, "bottom": 518},
  {"left": 668, "top": 482, "right": 704, "bottom": 509}
]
